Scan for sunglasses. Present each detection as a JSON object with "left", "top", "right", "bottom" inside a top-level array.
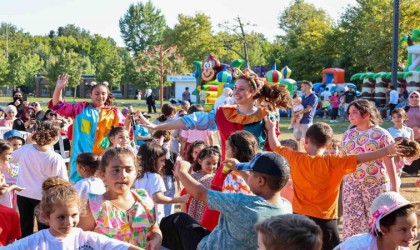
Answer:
[{"left": 30, "top": 103, "right": 38, "bottom": 107}]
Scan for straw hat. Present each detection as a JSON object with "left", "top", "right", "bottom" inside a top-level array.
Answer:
[{"left": 369, "top": 192, "right": 411, "bottom": 234}]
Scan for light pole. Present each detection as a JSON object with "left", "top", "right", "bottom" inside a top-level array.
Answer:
[
  {"left": 391, "top": 0, "right": 399, "bottom": 88},
  {"left": 135, "top": 45, "right": 181, "bottom": 107}
]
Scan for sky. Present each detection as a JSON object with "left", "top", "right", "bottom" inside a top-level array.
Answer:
[{"left": 1, "top": 0, "right": 357, "bottom": 47}]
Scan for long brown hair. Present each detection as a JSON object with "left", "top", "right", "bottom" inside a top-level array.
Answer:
[{"left": 347, "top": 99, "right": 383, "bottom": 126}]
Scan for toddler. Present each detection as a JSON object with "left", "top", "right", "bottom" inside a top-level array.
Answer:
[
  {"left": 289, "top": 94, "right": 304, "bottom": 130},
  {"left": 74, "top": 153, "right": 105, "bottom": 201}
]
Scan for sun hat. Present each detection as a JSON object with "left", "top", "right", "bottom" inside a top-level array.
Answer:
[
  {"left": 369, "top": 192, "right": 411, "bottom": 235},
  {"left": 236, "top": 152, "right": 290, "bottom": 180},
  {"left": 3, "top": 130, "right": 25, "bottom": 145}
]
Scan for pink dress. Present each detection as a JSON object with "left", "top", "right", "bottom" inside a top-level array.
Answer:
[
  {"left": 188, "top": 171, "right": 214, "bottom": 222},
  {"left": 89, "top": 189, "right": 155, "bottom": 248}
]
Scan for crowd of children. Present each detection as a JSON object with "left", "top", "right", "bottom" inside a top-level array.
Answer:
[{"left": 1, "top": 71, "right": 420, "bottom": 250}]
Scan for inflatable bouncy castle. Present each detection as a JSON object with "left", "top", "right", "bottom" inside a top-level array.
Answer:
[{"left": 350, "top": 29, "right": 420, "bottom": 106}]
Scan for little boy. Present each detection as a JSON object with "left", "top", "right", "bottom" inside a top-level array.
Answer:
[
  {"left": 161, "top": 152, "right": 292, "bottom": 250},
  {"left": 288, "top": 94, "right": 304, "bottom": 130},
  {"left": 264, "top": 119, "right": 400, "bottom": 250},
  {"left": 4, "top": 130, "right": 25, "bottom": 151},
  {"left": 255, "top": 214, "right": 323, "bottom": 250}
]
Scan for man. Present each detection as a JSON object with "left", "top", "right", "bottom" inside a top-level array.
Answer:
[
  {"left": 293, "top": 81, "right": 318, "bottom": 149},
  {"left": 343, "top": 85, "right": 357, "bottom": 122},
  {"left": 388, "top": 86, "right": 399, "bottom": 117},
  {"left": 182, "top": 87, "right": 191, "bottom": 104}
]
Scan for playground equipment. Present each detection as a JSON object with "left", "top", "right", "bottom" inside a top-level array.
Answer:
[
  {"left": 350, "top": 29, "right": 420, "bottom": 106},
  {"left": 264, "top": 64, "right": 296, "bottom": 95},
  {"left": 322, "top": 68, "right": 345, "bottom": 84}
]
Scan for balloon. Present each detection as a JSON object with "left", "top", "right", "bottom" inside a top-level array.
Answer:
[{"left": 265, "top": 70, "right": 282, "bottom": 83}]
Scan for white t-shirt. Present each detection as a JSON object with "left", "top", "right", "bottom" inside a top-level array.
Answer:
[
  {"left": 334, "top": 233, "right": 410, "bottom": 250},
  {"left": 389, "top": 89, "right": 399, "bottom": 104},
  {"left": 74, "top": 177, "right": 106, "bottom": 201},
  {"left": 321, "top": 90, "right": 331, "bottom": 100},
  {"left": 293, "top": 104, "right": 304, "bottom": 118},
  {"left": 2, "top": 227, "right": 130, "bottom": 250},
  {"left": 11, "top": 144, "right": 68, "bottom": 200},
  {"left": 134, "top": 172, "right": 166, "bottom": 223}
]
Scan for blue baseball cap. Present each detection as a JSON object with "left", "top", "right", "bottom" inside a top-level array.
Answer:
[
  {"left": 3, "top": 130, "right": 25, "bottom": 144},
  {"left": 236, "top": 152, "right": 290, "bottom": 179}
]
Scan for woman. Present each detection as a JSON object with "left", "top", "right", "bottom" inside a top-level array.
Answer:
[
  {"left": 12, "top": 106, "right": 40, "bottom": 133},
  {"left": 0, "top": 105, "right": 17, "bottom": 128},
  {"left": 141, "top": 68, "right": 291, "bottom": 230},
  {"left": 329, "top": 91, "right": 340, "bottom": 122},
  {"left": 145, "top": 89, "right": 157, "bottom": 113},
  {"left": 42, "top": 109, "right": 57, "bottom": 121},
  {"left": 403, "top": 90, "right": 420, "bottom": 176},
  {"left": 49, "top": 74, "right": 130, "bottom": 182}
]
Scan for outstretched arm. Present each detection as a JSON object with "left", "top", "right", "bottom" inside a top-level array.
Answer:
[
  {"left": 356, "top": 141, "right": 399, "bottom": 164},
  {"left": 173, "top": 160, "right": 208, "bottom": 203},
  {"left": 52, "top": 74, "right": 69, "bottom": 106},
  {"left": 143, "top": 119, "right": 186, "bottom": 131},
  {"left": 264, "top": 116, "right": 281, "bottom": 149}
]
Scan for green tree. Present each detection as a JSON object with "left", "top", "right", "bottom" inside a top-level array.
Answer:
[
  {"left": 0, "top": 51, "right": 9, "bottom": 85},
  {"left": 47, "top": 50, "right": 83, "bottom": 100},
  {"left": 119, "top": 1, "right": 167, "bottom": 53},
  {"left": 278, "top": 0, "right": 334, "bottom": 81}
]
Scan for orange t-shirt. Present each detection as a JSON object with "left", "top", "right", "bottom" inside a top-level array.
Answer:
[{"left": 274, "top": 146, "right": 357, "bottom": 220}]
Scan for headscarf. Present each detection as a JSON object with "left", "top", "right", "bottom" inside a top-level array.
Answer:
[
  {"left": 408, "top": 91, "right": 420, "bottom": 107},
  {"left": 145, "top": 89, "right": 152, "bottom": 98},
  {"left": 20, "top": 106, "right": 36, "bottom": 122}
]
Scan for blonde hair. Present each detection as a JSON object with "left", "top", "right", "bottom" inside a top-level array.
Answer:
[{"left": 40, "top": 176, "right": 80, "bottom": 220}]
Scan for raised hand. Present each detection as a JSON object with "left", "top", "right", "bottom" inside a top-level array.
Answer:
[
  {"left": 264, "top": 115, "right": 276, "bottom": 131},
  {"left": 56, "top": 74, "right": 69, "bottom": 89}
]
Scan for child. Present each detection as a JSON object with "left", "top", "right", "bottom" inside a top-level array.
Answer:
[
  {"left": 3, "top": 176, "right": 143, "bottom": 249},
  {"left": 188, "top": 146, "right": 220, "bottom": 222},
  {"left": 180, "top": 140, "right": 206, "bottom": 213},
  {"left": 151, "top": 130, "right": 180, "bottom": 217},
  {"left": 289, "top": 94, "right": 304, "bottom": 130},
  {"left": 4, "top": 129, "right": 25, "bottom": 151},
  {"left": 180, "top": 105, "right": 213, "bottom": 158},
  {"left": 388, "top": 108, "right": 415, "bottom": 186},
  {"left": 334, "top": 192, "right": 417, "bottom": 250},
  {"left": 222, "top": 131, "right": 259, "bottom": 195},
  {"left": 134, "top": 142, "right": 189, "bottom": 223},
  {"left": 107, "top": 126, "right": 136, "bottom": 155},
  {"left": 77, "top": 147, "right": 162, "bottom": 248},
  {"left": 0, "top": 172, "right": 21, "bottom": 246},
  {"left": 264, "top": 118, "right": 412, "bottom": 250},
  {"left": 184, "top": 140, "right": 206, "bottom": 164},
  {"left": 74, "top": 153, "right": 105, "bottom": 201},
  {"left": 341, "top": 99, "right": 398, "bottom": 240},
  {"left": 11, "top": 121, "right": 68, "bottom": 238},
  {"left": 255, "top": 214, "right": 323, "bottom": 250},
  {"left": 160, "top": 152, "right": 292, "bottom": 250},
  {"left": 320, "top": 96, "right": 331, "bottom": 119},
  {"left": 0, "top": 140, "right": 23, "bottom": 208}
]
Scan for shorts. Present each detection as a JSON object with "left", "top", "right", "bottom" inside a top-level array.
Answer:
[{"left": 293, "top": 123, "right": 312, "bottom": 140}]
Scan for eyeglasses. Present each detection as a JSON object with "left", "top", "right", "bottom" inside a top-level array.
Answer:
[{"left": 410, "top": 95, "right": 419, "bottom": 99}]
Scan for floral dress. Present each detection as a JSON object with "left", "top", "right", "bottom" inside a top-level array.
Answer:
[{"left": 89, "top": 189, "right": 155, "bottom": 248}]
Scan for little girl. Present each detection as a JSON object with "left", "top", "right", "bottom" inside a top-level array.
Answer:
[
  {"left": 78, "top": 147, "right": 162, "bottom": 248},
  {"left": 222, "top": 131, "right": 259, "bottom": 195},
  {"left": 185, "top": 140, "right": 206, "bottom": 164},
  {"left": 0, "top": 140, "right": 21, "bottom": 208},
  {"left": 341, "top": 99, "right": 397, "bottom": 239},
  {"left": 288, "top": 94, "right": 304, "bottom": 130},
  {"left": 74, "top": 153, "right": 106, "bottom": 201},
  {"left": 188, "top": 146, "right": 221, "bottom": 222},
  {"left": 388, "top": 108, "right": 415, "bottom": 186},
  {"left": 4, "top": 176, "right": 143, "bottom": 249},
  {"left": 11, "top": 121, "right": 68, "bottom": 238},
  {"left": 107, "top": 126, "right": 137, "bottom": 155},
  {"left": 134, "top": 142, "right": 189, "bottom": 223},
  {"left": 335, "top": 192, "right": 417, "bottom": 250}
]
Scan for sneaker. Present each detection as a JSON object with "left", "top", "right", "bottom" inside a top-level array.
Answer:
[
  {"left": 330, "top": 120, "right": 334, "bottom": 123},
  {"left": 288, "top": 125, "right": 293, "bottom": 130}
]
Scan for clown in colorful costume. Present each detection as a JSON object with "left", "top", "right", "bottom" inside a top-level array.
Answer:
[
  {"left": 48, "top": 100, "right": 124, "bottom": 182},
  {"left": 181, "top": 105, "right": 279, "bottom": 230}
]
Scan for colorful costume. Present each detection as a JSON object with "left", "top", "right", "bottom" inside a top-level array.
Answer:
[
  {"left": 88, "top": 189, "right": 155, "bottom": 248},
  {"left": 48, "top": 101, "right": 124, "bottom": 182},
  {"left": 181, "top": 105, "right": 278, "bottom": 230}
]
